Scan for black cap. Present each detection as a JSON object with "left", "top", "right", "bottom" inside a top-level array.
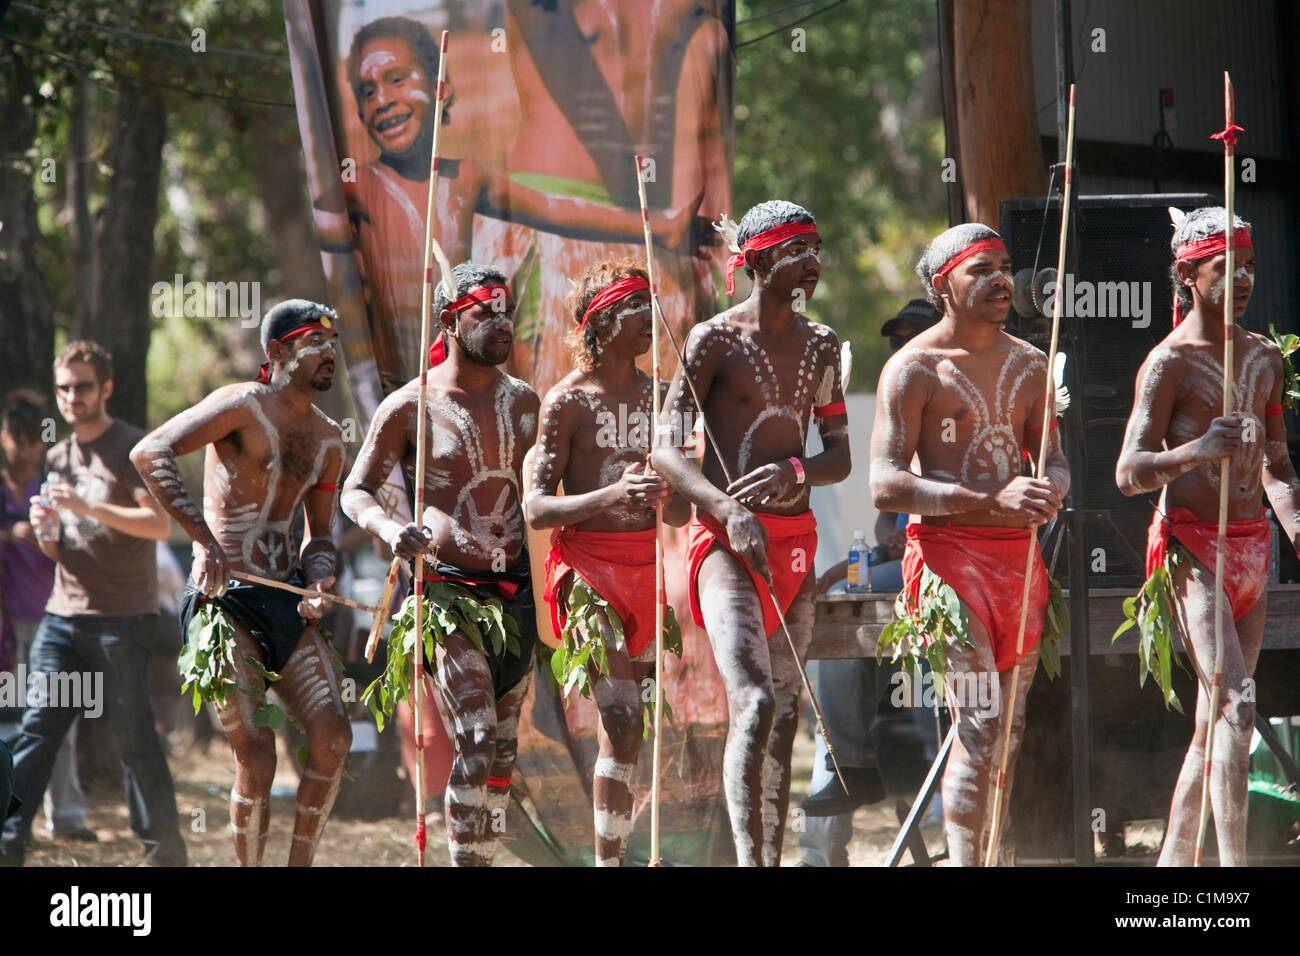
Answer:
[
  {"left": 259, "top": 299, "right": 339, "bottom": 354},
  {"left": 880, "top": 298, "right": 940, "bottom": 338}
]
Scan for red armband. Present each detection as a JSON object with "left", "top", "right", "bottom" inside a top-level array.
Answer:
[
  {"left": 313, "top": 482, "right": 340, "bottom": 492},
  {"left": 1267, "top": 404, "right": 1284, "bottom": 416},
  {"left": 812, "top": 400, "right": 847, "bottom": 420}
]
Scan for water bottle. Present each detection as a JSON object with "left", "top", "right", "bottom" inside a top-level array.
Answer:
[{"left": 846, "top": 530, "right": 869, "bottom": 593}]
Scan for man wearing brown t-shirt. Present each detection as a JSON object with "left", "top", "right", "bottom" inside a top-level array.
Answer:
[{"left": 0, "top": 341, "right": 187, "bottom": 866}]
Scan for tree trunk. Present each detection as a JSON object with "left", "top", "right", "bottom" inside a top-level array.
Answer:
[
  {"left": 69, "top": 78, "right": 95, "bottom": 333},
  {"left": 952, "top": 0, "right": 1046, "bottom": 225},
  {"left": 92, "top": 83, "right": 166, "bottom": 428},
  {"left": 0, "top": 45, "right": 54, "bottom": 401}
]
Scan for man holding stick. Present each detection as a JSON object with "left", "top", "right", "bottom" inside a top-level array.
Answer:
[
  {"left": 131, "top": 301, "right": 350, "bottom": 867},
  {"left": 652, "top": 200, "right": 850, "bottom": 867},
  {"left": 870, "top": 223, "right": 1068, "bottom": 866},
  {"left": 343, "top": 262, "right": 540, "bottom": 867},
  {"left": 1115, "top": 207, "right": 1299, "bottom": 866},
  {"left": 527, "top": 257, "right": 689, "bottom": 866}
]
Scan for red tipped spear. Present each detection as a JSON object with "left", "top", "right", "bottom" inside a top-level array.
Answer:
[
  {"left": 411, "top": 29, "right": 454, "bottom": 868},
  {"left": 1194, "top": 70, "right": 1242, "bottom": 867}
]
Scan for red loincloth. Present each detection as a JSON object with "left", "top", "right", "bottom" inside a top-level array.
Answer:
[
  {"left": 901, "top": 522, "right": 1047, "bottom": 672},
  {"left": 686, "top": 510, "right": 818, "bottom": 638},
  {"left": 543, "top": 526, "right": 663, "bottom": 659},
  {"left": 1145, "top": 507, "right": 1270, "bottom": 621}
]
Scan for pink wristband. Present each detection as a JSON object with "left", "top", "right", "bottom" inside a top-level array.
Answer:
[{"left": 788, "top": 456, "right": 805, "bottom": 485}]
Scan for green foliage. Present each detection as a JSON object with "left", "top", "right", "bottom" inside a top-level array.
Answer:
[
  {"left": 877, "top": 566, "right": 971, "bottom": 699},
  {"left": 1269, "top": 324, "right": 1300, "bottom": 413},
  {"left": 363, "top": 585, "right": 521, "bottom": 732},
  {"left": 735, "top": 0, "right": 949, "bottom": 389},
  {"left": 1039, "top": 575, "right": 1068, "bottom": 681},
  {"left": 550, "top": 577, "right": 682, "bottom": 739},
  {"left": 178, "top": 603, "right": 290, "bottom": 728},
  {"left": 1112, "top": 554, "right": 1187, "bottom": 713}
]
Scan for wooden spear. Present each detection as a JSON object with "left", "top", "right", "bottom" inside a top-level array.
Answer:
[
  {"left": 633, "top": 155, "right": 669, "bottom": 866},
  {"left": 410, "top": 29, "right": 455, "bottom": 868},
  {"left": 1195, "top": 70, "right": 1241, "bottom": 867},
  {"left": 983, "top": 83, "right": 1076, "bottom": 867}
]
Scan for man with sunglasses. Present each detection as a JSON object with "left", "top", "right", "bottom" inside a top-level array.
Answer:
[{"left": 1, "top": 341, "right": 186, "bottom": 867}]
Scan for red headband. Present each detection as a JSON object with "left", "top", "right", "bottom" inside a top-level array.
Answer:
[
  {"left": 256, "top": 318, "right": 335, "bottom": 385},
  {"left": 428, "top": 284, "right": 513, "bottom": 367},
  {"left": 579, "top": 276, "right": 649, "bottom": 328},
  {"left": 1171, "top": 228, "right": 1253, "bottom": 326},
  {"left": 933, "top": 238, "right": 1007, "bottom": 280},
  {"left": 724, "top": 221, "right": 818, "bottom": 295}
]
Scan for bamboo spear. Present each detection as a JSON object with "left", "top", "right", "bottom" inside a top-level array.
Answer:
[
  {"left": 983, "top": 84, "right": 1076, "bottom": 867},
  {"left": 1195, "top": 70, "right": 1241, "bottom": 867}
]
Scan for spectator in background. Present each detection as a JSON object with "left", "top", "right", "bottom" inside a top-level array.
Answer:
[
  {"left": 798, "top": 299, "right": 939, "bottom": 866},
  {"left": 0, "top": 391, "right": 94, "bottom": 843},
  {"left": 0, "top": 342, "right": 186, "bottom": 866}
]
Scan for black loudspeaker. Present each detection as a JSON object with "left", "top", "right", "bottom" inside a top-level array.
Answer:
[{"left": 1000, "top": 193, "right": 1212, "bottom": 587}]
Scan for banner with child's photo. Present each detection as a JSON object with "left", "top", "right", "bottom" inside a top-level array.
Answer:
[{"left": 285, "top": 0, "right": 737, "bottom": 864}]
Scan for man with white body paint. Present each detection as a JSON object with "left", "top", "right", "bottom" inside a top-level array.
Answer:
[
  {"left": 527, "top": 257, "right": 689, "bottom": 866},
  {"left": 652, "top": 200, "right": 851, "bottom": 866},
  {"left": 131, "top": 301, "right": 351, "bottom": 867},
  {"left": 1116, "top": 207, "right": 1300, "bottom": 866},
  {"left": 343, "top": 262, "right": 541, "bottom": 867},
  {"left": 870, "top": 223, "right": 1068, "bottom": 866},
  {"left": 1, "top": 341, "right": 186, "bottom": 867}
]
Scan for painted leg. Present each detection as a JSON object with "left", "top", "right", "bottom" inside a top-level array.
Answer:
[
  {"left": 697, "top": 546, "right": 773, "bottom": 867},
  {"left": 217, "top": 626, "right": 276, "bottom": 867},
  {"left": 482, "top": 663, "right": 533, "bottom": 866},
  {"left": 759, "top": 574, "right": 815, "bottom": 867},
  {"left": 436, "top": 631, "right": 499, "bottom": 867},
  {"left": 590, "top": 621, "right": 653, "bottom": 867},
  {"left": 275, "top": 628, "right": 351, "bottom": 867}
]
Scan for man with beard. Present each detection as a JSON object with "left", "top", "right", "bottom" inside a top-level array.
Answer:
[
  {"left": 652, "top": 200, "right": 851, "bottom": 866},
  {"left": 1, "top": 341, "right": 186, "bottom": 867},
  {"left": 343, "top": 262, "right": 541, "bottom": 867},
  {"left": 131, "top": 301, "right": 350, "bottom": 867}
]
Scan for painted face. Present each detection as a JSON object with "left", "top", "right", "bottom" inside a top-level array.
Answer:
[
  {"left": 356, "top": 38, "right": 431, "bottom": 158},
  {"left": 284, "top": 328, "right": 338, "bottom": 392},
  {"left": 53, "top": 361, "right": 107, "bottom": 425},
  {"left": 599, "top": 288, "right": 653, "bottom": 358},
  {"left": 1190, "top": 245, "right": 1255, "bottom": 319},
  {"left": 452, "top": 295, "right": 516, "bottom": 367},
  {"left": 941, "top": 250, "right": 1013, "bottom": 323},
  {"left": 758, "top": 231, "right": 821, "bottom": 298}
]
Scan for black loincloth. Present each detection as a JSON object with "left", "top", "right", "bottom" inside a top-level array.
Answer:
[{"left": 178, "top": 571, "right": 308, "bottom": 677}]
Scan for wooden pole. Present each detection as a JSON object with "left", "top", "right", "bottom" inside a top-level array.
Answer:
[
  {"left": 411, "top": 29, "right": 453, "bottom": 868},
  {"left": 634, "top": 155, "right": 668, "bottom": 866},
  {"left": 983, "top": 84, "right": 1076, "bottom": 868},
  {"left": 231, "top": 571, "right": 378, "bottom": 614},
  {"left": 1195, "top": 71, "right": 1238, "bottom": 867}
]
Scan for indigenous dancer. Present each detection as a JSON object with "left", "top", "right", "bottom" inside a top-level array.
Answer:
[
  {"left": 870, "top": 223, "right": 1068, "bottom": 866},
  {"left": 132, "top": 301, "right": 350, "bottom": 867},
  {"left": 1115, "top": 207, "right": 1299, "bottom": 866},
  {"left": 527, "top": 258, "right": 689, "bottom": 866},
  {"left": 343, "top": 262, "right": 540, "bottom": 867},
  {"left": 652, "top": 201, "right": 851, "bottom": 867}
]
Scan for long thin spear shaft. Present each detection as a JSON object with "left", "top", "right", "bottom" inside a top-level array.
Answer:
[
  {"left": 411, "top": 29, "right": 452, "bottom": 868},
  {"left": 1196, "top": 70, "right": 1237, "bottom": 867},
  {"left": 231, "top": 571, "right": 378, "bottom": 614},
  {"left": 984, "top": 83, "right": 1076, "bottom": 867},
  {"left": 634, "top": 155, "right": 668, "bottom": 867},
  {"left": 641, "top": 232, "right": 847, "bottom": 796}
]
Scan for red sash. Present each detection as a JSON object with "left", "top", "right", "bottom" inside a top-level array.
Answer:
[
  {"left": 543, "top": 526, "right": 661, "bottom": 658},
  {"left": 901, "top": 522, "right": 1047, "bottom": 672},
  {"left": 1145, "top": 507, "right": 1270, "bottom": 620},
  {"left": 686, "top": 510, "right": 818, "bottom": 638}
]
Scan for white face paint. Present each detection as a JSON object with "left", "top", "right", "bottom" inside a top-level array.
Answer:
[
  {"left": 964, "top": 269, "right": 1007, "bottom": 309},
  {"left": 767, "top": 249, "right": 820, "bottom": 273},
  {"left": 359, "top": 50, "right": 397, "bottom": 80}
]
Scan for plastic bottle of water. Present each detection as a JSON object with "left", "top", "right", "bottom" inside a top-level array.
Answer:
[{"left": 846, "top": 530, "right": 869, "bottom": 593}]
